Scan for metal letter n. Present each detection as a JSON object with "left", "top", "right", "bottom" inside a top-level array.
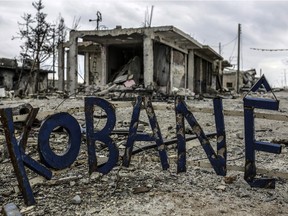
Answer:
[{"left": 175, "top": 96, "right": 226, "bottom": 175}]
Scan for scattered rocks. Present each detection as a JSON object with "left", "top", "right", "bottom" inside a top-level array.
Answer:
[
  {"left": 72, "top": 195, "right": 82, "bottom": 204},
  {"left": 3, "top": 203, "right": 21, "bottom": 216},
  {"left": 132, "top": 186, "right": 151, "bottom": 194},
  {"left": 215, "top": 185, "right": 226, "bottom": 191},
  {"left": 236, "top": 132, "right": 244, "bottom": 139},
  {"left": 224, "top": 175, "right": 237, "bottom": 184},
  {"left": 264, "top": 196, "right": 277, "bottom": 202},
  {"left": 70, "top": 181, "right": 76, "bottom": 187},
  {"left": 0, "top": 91, "right": 288, "bottom": 215},
  {"left": 86, "top": 207, "right": 101, "bottom": 214}
]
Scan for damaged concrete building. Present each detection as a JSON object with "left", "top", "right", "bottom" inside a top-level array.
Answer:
[
  {"left": 0, "top": 58, "right": 52, "bottom": 94},
  {"left": 59, "top": 26, "right": 227, "bottom": 95},
  {"left": 222, "top": 68, "right": 258, "bottom": 91}
]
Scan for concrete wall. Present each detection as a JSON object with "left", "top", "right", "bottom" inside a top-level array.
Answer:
[
  {"left": 64, "top": 29, "right": 222, "bottom": 94},
  {"left": 211, "top": 76, "right": 217, "bottom": 89},
  {"left": 222, "top": 72, "right": 243, "bottom": 90},
  {"left": 153, "top": 43, "right": 170, "bottom": 92},
  {"left": 16, "top": 73, "right": 48, "bottom": 94},
  {"left": 0, "top": 70, "right": 14, "bottom": 90},
  {"left": 89, "top": 51, "right": 102, "bottom": 85},
  {"left": 171, "top": 49, "right": 185, "bottom": 89},
  {"left": 38, "top": 74, "right": 48, "bottom": 92}
]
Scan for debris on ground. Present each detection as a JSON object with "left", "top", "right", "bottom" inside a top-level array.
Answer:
[{"left": 0, "top": 89, "right": 287, "bottom": 216}]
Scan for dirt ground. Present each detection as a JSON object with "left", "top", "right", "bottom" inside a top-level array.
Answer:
[{"left": 0, "top": 90, "right": 287, "bottom": 215}]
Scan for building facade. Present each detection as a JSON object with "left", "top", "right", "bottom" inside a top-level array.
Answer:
[
  {"left": 59, "top": 26, "right": 227, "bottom": 95},
  {"left": 0, "top": 58, "right": 51, "bottom": 94}
]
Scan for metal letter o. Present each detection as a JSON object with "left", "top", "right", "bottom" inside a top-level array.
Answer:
[{"left": 38, "top": 112, "right": 81, "bottom": 170}]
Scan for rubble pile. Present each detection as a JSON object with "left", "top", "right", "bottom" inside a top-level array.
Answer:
[
  {"left": 243, "top": 69, "right": 257, "bottom": 88},
  {"left": 0, "top": 90, "right": 287, "bottom": 215}
]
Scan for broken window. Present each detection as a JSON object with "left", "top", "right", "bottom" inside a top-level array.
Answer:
[
  {"left": 0, "top": 75, "right": 4, "bottom": 87},
  {"left": 226, "top": 82, "right": 233, "bottom": 88}
]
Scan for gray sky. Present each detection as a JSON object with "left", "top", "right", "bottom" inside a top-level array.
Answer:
[{"left": 1, "top": 0, "right": 288, "bottom": 87}]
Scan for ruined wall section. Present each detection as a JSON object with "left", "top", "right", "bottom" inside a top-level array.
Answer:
[
  {"left": 0, "top": 70, "right": 14, "bottom": 90},
  {"left": 171, "top": 49, "right": 185, "bottom": 89},
  {"left": 89, "top": 51, "right": 102, "bottom": 86},
  {"left": 153, "top": 43, "right": 170, "bottom": 93}
]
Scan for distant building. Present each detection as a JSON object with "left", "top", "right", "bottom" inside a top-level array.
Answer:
[
  {"left": 0, "top": 58, "right": 52, "bottom": 94},
  {"left": 222, "top": 68, "right": 258, "bottom": 91},
  {"left": 59, "top": 26, "right": 231, "bottom": 94}
]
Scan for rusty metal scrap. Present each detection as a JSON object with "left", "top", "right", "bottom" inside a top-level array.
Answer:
[{"left": 130, "top": 132, "right": 217, "bottom": 155}]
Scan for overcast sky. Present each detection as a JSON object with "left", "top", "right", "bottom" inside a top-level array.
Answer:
[{"left": 1, "top": 0, "right": 288, "bottom": 87}]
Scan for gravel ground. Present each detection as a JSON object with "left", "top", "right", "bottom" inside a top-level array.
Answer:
[{"left": 0, "top": 91, "right": 287, "bottom": 215}]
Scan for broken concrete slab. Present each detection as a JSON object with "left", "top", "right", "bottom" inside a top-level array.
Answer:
[
  {"left": 124, "top": 79, "right": 136, "bottom": 88},
  {"left": 0, "top": 88, "right": 6, "bottom": 98}
]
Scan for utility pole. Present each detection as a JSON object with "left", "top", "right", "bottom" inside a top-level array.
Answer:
[
  {"left": 219, "top": 42, "right": 222, "bottom": 55},
  {"left": 218, "top": 42, "right": 223, "bottom": 90},
  {"left": 149, "top": 5, "right": 154, "bottom": 27},
  {"left": 284, "top": 69, "right": 287, "bottom": 87},
  {"left": 236, "top": 23, "right": 241, "bottom": 93}
]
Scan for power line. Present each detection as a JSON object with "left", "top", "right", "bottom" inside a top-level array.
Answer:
[
  {"left": 210, "top": 35, "right": 238, "bottom": 48},
  {"left": 222, "top": 35, "right": 238, "bottom": 47},
  {"left": 228, "top": 35, "right": 238, "bottom": 63},
  {"left": 250, "top": 48, "right": 288, "bottom": 52}
]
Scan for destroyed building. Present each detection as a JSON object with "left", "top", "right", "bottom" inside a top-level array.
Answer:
[
  {"left": 222, "top": 68, "right": 258, "bottom": 91},
  {"left": 0, "top": 58, "right": 52, "bottom": 94},
  {"left": 58, "top": 26, "right": 229, "bottom": 95}
]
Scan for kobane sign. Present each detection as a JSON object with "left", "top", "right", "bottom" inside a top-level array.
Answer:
[{"left": 0, "top": 75, "right": 284, "bottom": 206}]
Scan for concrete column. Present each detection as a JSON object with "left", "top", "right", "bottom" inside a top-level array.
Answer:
[
  {"left": 187, "top": 50, "right": 195, "bottom": 92},
  {"left": 68, "top": 32, "right": 78, "bottom": 95},
  {"left": 143, "top": 33, "right": 154, "bottom": 88},
  {"left": 169, "top": 47, "right": 174, "bottom": 93},
  {"left": 84, "top": 52, "right": 90, "bottom": 86},
  {"left": 199, "top": 59, "right": 203, "bottom": 94},
  {"left": 66, "top": 50, "right": 70, "bottom": 91},
  {"left": 184, "top": 53, "right": 188, "bottom": 89},
  {"left": 101, "top": 45, "right": 107, "bottom": 85},
  {"left": 57, "top": 43, "right": 65, "bottom": 91},
  {"left": 219, "top": 60, "right": 223, "bottom": 89}
]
